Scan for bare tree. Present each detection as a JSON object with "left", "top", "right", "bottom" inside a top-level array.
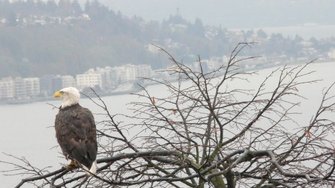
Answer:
[{"left": 2, "top": 43, "right": 335, "bottom": 188}]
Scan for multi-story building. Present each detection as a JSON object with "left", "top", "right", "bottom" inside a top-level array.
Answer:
[
  {"left": 61, "top": 75, "right": 76, "bottom": 88},
  {"left": 0, "top": 77, "right": 15, "bottom": 99},
  {"left": 120, "top": 64, "right": 137, "bottom": 82},
  {"left": 76, "top": 70, "right": 102, "bottom": 90},
  {"left": 24, "top": 77, "right": 40, "bottom": 97},
  {"left": 14, "top": 77, "right": 27, "bottom": 99},
  {"left": 0, "top": 63, "right": 154, "bottom": 101},
  {"left": 117, "top": 64, "right": 153, "bottom": 83},
  {"left": 136, "top": 64, "right": 153, "bottom": 78},
  {"left": 109, "top": 66, "right": 123, "bottom": 85},
  {"left": 95, "top": 67, "right": 114, "bottom": 89}
]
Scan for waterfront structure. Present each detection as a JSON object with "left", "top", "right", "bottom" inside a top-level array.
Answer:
[
  {"left": 14, "top": 77, "right": 27, "bottom": 99},
  {"left": 61, "top": 75, "right": 76, "bottom": 88},
  {"left": 116, "top": 64, "right": 153, "bottom": 83},
  {"left": 94, "top": 67, "right": 115, "bottom": 89},
  {"left": 0, "top": 77, "right": 15, "bottom": 99},
  {"left": 24, "top": 77, "right": 40, "bottom": 97},
  {"left": 76, "top": 70, "right": 103, "bottom": 90},
  {"left": 0, "top": 77, "right": 41, "bottom": 100},
  {"left": 136, "top": 64, "right": 153, "bottom": 78},
  {"left": 119, "top": 64, "right": 137, "bottom": 83}
]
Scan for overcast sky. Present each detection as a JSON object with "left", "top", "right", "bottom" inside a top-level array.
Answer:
[{"left": 89, "top": 0, "right": 335, "bottom": 28}]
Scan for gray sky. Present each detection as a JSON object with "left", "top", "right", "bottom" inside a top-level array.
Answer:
[{"left": 92, "top": 0, "right": 335, "bottom": 28}]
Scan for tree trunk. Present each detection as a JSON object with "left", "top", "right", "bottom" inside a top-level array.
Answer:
[{"left": 209, "top": 169, "right": 226, "bottom": 188}]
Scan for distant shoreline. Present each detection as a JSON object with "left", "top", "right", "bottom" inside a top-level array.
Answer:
[{"left": 1, "top": 60, "right": 334, "bottom": 106}]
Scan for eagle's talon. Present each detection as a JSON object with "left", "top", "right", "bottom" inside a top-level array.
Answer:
[{"left": 66, "top": 160, "right": 79, "bottom": 170}]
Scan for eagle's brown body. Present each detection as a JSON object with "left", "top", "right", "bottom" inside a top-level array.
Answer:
[{"left": 55, "top": 103, "right": 97, "bottom": 170}]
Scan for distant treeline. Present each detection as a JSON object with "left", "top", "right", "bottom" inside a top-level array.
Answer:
[{"left": 0, "top": 0, "right": 334, "bottom": 77}]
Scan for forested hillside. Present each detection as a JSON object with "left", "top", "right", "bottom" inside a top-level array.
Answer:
[
  {"left": 0, "top": 0, "right": 162, "bottom": 77},
  {"left": 0, "top": 0, "right": 334, "bottom": 77}
]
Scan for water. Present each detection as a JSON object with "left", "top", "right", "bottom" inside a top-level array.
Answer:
[{"left": 1, "top": 62, "right": 335, "bottom": 187}]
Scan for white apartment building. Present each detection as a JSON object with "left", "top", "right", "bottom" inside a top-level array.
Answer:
[
  {"left": 120, "top": 64, "right": 137, "bottom": 82},
  {"left": 24, "top": 77, "right": 40, "bottom": 97},
  {"left": 117, "top": 64, "right": 153, "bottom": 83},
  {"left": 76, "top": 70, "right": 102, "bottom": 90},
  {"left": 109, "top": 66, "right": 124, "bottom": 85},
  {"left": 0, "top": 77, "right": 15, "bottom": 99},
  {"left": 136, "top": 64, "right": 152, "bottom": 78},
  {"left": 14, "top": 77, "right": 26, "bottom": 98},
  {"left": 95, "top": 67, "right": 114, "bottom": 89},
  {"left": 0, "top": 64, "right": 153, "bottom": 101},
  {"left": 61, "top": 75, "right": 76, "bottom": 88}
]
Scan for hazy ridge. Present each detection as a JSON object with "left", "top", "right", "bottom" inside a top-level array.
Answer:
[{"left": 0, "top": 0, "right": 334, "bottom": 78}]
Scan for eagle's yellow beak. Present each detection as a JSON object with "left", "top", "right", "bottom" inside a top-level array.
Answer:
[{"left": 53, "top": 91, "right": 63, "bottom": 98}]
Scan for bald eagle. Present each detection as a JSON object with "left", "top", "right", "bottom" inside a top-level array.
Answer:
[{"left": 53, "top": 87, "right": 97, "bottom": 174}]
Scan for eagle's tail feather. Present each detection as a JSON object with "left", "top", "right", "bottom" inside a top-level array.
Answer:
[
  {"left": 89, "top": 160, "right": 97, "bottom": 174},
  {"left": 82, "top": 160, "right": 97, "bottom": 176}
]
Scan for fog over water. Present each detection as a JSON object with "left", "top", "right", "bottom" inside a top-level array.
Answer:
[{"left": 1, "top": 62, "right": 335, "bottom": 187}]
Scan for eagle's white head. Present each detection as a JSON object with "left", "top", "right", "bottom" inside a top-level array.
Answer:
[{"left": 53, "top": 87, "right": 81, "bottom": 108}]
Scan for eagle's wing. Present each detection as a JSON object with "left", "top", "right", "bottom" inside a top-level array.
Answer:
[{"left": 55, "top": 105, "right": 97, "bottom": 169}]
